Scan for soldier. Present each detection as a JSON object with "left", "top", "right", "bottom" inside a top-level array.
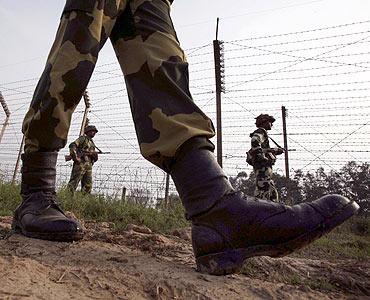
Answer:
[
  {"left": 13, "top": 0, "right": 359, "bottom": 276},
  {"left": 67, "top": 125, "right": 99, "bottom": 194},
  {"left": 248, "top": 114, "right": 284, "bottom": 202}
]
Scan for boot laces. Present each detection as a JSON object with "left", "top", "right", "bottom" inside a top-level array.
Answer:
[{"left": 40, "top": 191, "right": 63, "bottom": 212}]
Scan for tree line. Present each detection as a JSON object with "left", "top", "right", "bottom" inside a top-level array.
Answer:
[{"left": 229, "top": 161, "right": 369, "bottom": 216}]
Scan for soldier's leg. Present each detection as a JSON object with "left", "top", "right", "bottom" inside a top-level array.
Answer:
[
  {"left": 110, "top": 0, "right": 215, "bottom": 170},
  {"left": 254, "top": 167, "right": 271, "bottom": 200},
  {"left": 111, "top": 0, "right": 359, "bottom": 275},
  {"left": 267, "top": 170, "right": 279, "bottom": 202},
  {"left": 263, "top": 167, "right": 279, "bottom": 202},
  {"left": 258, "top": 166, "right": 279, "bottom": 202},
  {"left": 270, "top": 185, "right": 279, "bottom": 202},
  {"left": 67, "top": 163, "right": 85, "bottom": 193},
  {"left": 14, "top": 1, "right": 127, "bottom": 242},
  {"left": 81, "top": 163, "right": 93, "bottom": 194}
]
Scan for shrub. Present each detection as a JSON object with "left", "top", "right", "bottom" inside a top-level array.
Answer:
[{"left": 0, "top": 180, "right": 21, "bottom": 216}]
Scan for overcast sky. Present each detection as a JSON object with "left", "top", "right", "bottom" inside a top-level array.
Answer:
[{"left": 1, "top": 0, "right": 370, "bottom": 83}]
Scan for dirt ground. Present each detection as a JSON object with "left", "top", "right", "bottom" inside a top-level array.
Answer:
[{"left": 0, "top": 216, "right": 369, "bottom": 300}]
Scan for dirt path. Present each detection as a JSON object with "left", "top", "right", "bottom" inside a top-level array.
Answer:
[{"left": 0, "top": 217, "right": 369, "bottom": 300}]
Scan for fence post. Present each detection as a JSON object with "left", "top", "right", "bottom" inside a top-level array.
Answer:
[
  {"left": 281, "top": 106, "right": 292, "bottom": 205},
  {"left": 121, "top": 186, "right": 126, "bottom": 202},
  {"left": 213, "top": 18, "right": 225, "bottom": 168},
  {"left": 0, "top": 91, "right": 11, "bottom": 144},
  {"left": 281, "top": 106, "right": 290, "bottom": 179},
  {"left": 164, "top": 173, "right": 170, "bottom": 208},
  {"left": 80, "top": 90, "right": 91, "bottom": 136},
  {"left": 12, "top": 135, "right": 25, "bottom": 185}
]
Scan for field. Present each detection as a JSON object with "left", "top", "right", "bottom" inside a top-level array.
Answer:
[{"left": 0, "top": 183, "right": 369, "bottom": 299}]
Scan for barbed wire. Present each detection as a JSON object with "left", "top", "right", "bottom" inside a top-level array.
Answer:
[{"left": 1, "top": 19, "right": 369, "bottom": 197}]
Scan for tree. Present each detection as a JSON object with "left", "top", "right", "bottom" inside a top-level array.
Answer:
[
  {"left": 229, "top": 170, "right": 303, "bottom": 204},
  {"left": 339, "top": 161, "right": 370, "bottom": 216},
  {"left": 230, "top": 162, "right": 369, "bottom": 214},
  {"left": 229, "top": 171, "right": 255, "bottom": 196},
  {"left": 272, "top": 172, "right": 303, "bottom": 204}
]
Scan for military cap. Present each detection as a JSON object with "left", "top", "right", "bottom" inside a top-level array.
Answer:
[
  {"left": 84, "top": 125, "right": 98, "bottom": 133},
  {"left": 255, "top": 114, "right": 275, "bottom": 127}
]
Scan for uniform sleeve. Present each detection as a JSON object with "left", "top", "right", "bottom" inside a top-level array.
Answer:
[
  {"left": 89, "top": 139, "right": 96, "bottom": 152},
  {"left": 250, "top": 128, "right": 267, "bottom": 154},
  {"left": 69, "top": 136, "right": 85, "bottom": 157}
]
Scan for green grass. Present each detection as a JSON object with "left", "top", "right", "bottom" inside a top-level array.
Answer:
[
  {"left": 0, "top": 181, "right": 189, "bottom": 233},
  {"left": 58, "top": 187, "right": 190, "bottom": 232},
  {"left": 293, "top": 219, "right": 370, "bottom": 260},
  {"left": 1, "top": 180, "right": 369, "bottom": 244},
  {"left": 0, "top": 181, "right": 21, "bottom": 216}
]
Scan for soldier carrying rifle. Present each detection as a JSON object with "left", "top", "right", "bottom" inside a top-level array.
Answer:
[
  {"left": 67, "top": 125, "right": 101, "bottom": 194},
  {"left": 247, "top": 114, "right": 285, "bottom": 202}
]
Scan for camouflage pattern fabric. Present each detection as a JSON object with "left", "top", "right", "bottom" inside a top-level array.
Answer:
[
  {"left": 68, "top": 135, "right": 96, "bottom": 193},
  {"left": 250, "top": 127, "right": 279, "bottom": 202},
  {"left": 69, "top": 135, "right": 96, "bottom": 163},
  {"left": 253, "top": 166, "right": 279, "bottom": 202},
  {"left": 22, "top": 0, "right": 215, "bottom": 172},
  {"left": 250, "top": 127, "right": 271, "bottom": 156},
  {"left": 68, "top": 161, "right": 93, "bottom": 193}
]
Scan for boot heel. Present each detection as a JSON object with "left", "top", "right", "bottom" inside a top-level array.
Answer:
[{"left": 196, "top": 249, "right": 245, "bottom": 275}]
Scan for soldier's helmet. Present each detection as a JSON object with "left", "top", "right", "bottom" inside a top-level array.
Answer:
[
  {"left": 84, "top": 125, "right": 98, "bottom": 134},
  {"left": 255, "top": 114, "right": 275, "bottom": 127}
]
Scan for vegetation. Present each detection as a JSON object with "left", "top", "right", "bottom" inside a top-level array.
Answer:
[
  {"left": 59, "top": 188, "right": 189, "bottom": 232},
  {"left": 293, "top": 218, "right": 370, "bottom": 260},
  {"left": 230, "top": 161, "right": 370, "bottom": 215},
  {"left": 0, "top": 180, "right": 21, "bottom": 216},
  {"left": 0, "top": 160, "right": 368, "bottom": 249},
  {"left": 0, "top": 181, "right": 189, "bottom": 233}
]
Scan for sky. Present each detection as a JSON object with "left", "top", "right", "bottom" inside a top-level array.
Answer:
[
  {"left": 0, "top": 0, "right": 369, "bottom": 196},
  {"left": 1, "top": 0, "right": 370, "bottom": 81}
]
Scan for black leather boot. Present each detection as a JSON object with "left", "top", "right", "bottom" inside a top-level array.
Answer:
[
  {"left": 170, "top": 138, "right": 359, "bottom": 275},
  {"left": 12, "top": 152, "right": 84, "bottom": 242}
]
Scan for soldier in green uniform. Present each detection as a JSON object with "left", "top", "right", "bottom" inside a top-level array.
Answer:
[
  {"left": 67, "top": 125, "right": 98, "bottom": 194},
  {"left": 248, "top": 114, "right": 284, "bottom": 202},
  {"left": 13, "top": 0, "right": 359, "bottom": 275}
]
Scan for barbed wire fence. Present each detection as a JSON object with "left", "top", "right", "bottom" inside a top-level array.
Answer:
[{"left": 0, "top": 20, "right": 369, "bottom": 202}]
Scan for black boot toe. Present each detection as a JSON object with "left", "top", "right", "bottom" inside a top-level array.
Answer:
[
  {"left": 13, "top": 191, "right": 84, "bottom": 242},
  {"left": 192, "top": 193, "right": 359, "bottom": 275}
]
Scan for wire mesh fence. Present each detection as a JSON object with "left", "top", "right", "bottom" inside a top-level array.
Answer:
[{"left": 0, "top": 20, "right": 369, "bottom": 200}]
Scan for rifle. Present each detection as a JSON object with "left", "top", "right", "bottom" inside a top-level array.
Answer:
[
  {"left": 65, "top": 150, "right": 111, "bottom": 162},
  {"left": 246, "top": 147, "right": 283, "bottom": 166}
]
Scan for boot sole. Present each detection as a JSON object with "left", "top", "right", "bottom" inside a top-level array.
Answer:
[
  {"left": 196, "top": 200, "right": 359, "bottom": 275},
  {"left": 11, "top": 220, "right": 84, "bottom": 242}
]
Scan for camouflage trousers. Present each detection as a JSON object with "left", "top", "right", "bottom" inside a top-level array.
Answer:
[
  {"left": 22, "top": 0, "right": 214, "bottom": 172},
  {"left": 254, "top": 166, "right": 279, "bottom": 202},
  {"left": 67, "top": 161, "right": 93, "bottom": 194}
]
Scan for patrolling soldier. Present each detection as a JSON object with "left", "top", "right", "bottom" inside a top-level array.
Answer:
[
  {"left": 67, "top": 125, "right": 99, "bottom": 194},
  {"left": 13, "top": 0, "right": 359, "bottom": 276},
  {"left": 247, "top": 114, "right": 284, "bottom": 202}
]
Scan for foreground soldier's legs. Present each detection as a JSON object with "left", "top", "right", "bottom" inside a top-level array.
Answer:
[
  {"left": 13, "top": 1, "right": 126, "bottom": 241},
  {"left": 114, "top": 0, "right": 360, "bottom": 275}
]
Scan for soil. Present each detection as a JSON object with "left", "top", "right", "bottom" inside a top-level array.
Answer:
[{"left": 0, "top": 216, "right": 369, "bottom": 300}]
